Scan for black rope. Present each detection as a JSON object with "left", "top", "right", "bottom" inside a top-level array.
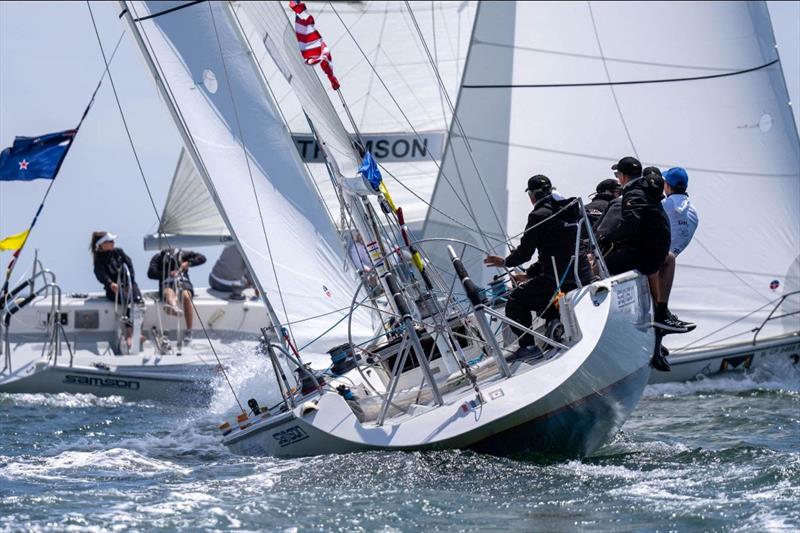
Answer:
[
  {"left": 132, "top": 0, "right": 204, "bottom": 22},
  {"left": 462, "top": 58, "right": 780, "bottom": 89}
]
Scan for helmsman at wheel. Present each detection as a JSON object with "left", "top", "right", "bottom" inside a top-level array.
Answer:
[{"left": 484, "top": 175, "right": 591, "bottom": 359}]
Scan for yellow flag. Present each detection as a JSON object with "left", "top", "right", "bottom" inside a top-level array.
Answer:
[{"left": 0, "top": 229, "right": 30, "bottom": 251}]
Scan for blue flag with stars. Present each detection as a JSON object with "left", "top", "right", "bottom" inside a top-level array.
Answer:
[{"left": 0, "top": 129, "right": 76, "bottom": 182}]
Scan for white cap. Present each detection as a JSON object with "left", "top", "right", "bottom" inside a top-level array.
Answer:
[{"left": 95, "top": 232, "right": 117, "bottom": 250}]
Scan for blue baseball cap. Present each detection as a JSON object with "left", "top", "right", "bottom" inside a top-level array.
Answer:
[{"left": 663, "top": 167, "right": 689, "bottom": 189}]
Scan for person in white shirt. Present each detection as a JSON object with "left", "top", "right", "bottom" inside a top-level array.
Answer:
[{"left": 652, "top": 166, "right": 699, "bottom": 332}]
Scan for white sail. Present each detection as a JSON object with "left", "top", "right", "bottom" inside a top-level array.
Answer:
[
  {"left": 424, "top": 1, "right": 800, "bottom": 349},
  {"left": 159, "top": 148, "right": 228, "bottom": 237},
  {"left": 234, "top": 0, "right": 477, "bottom": 227},
  {"left": 237, "top": 1, "right": 361, "bottom": 182},
  {"left": 124, "top": 1, "right": 373, "bottom": 357}
]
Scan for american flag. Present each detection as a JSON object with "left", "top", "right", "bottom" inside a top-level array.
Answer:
[{"left": 289, "top": 1, "right": 340, "bottom": 90}]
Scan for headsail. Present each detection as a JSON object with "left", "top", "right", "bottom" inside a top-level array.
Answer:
[
  {"left": 143, "top": 148, "right": 231, "bottom": 250},
  {"left": 423, "top": 1, "right": 800, "bottom": 348},
  {"left": 235, "top": 1, "right": 477, "bottom": 228},
  {"left": 123, "top": 1, "right": 373, "bottom": 357}
]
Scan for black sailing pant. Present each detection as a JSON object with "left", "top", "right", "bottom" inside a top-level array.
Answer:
[
  {"left": 505, "top": 274, "right": 565, "bottom": 348},
  {"left": 603, "top": 245, "right": 665, "bottom": 277}
]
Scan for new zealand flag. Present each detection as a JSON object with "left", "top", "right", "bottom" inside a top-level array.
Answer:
[{"left": 0, "top": 129, "right": 76, "bottom": 182}]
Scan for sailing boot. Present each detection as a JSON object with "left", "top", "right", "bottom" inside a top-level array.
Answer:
[
  {"left": 653, "top": 303, "right": 690, "bottom": 335},
  {"left": 667, "top": 311, "right": 696, "bottom": 332},
  {"left": 650, "top": 333, "right": 671, "bottom": 372}
]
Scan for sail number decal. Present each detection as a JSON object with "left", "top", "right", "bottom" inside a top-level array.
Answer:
[
  {"left": 616, "top": 285, "right": 637, "bottom": 314},
  {"left": 273, "top": 425, "right": 309, "bottom": 447}
]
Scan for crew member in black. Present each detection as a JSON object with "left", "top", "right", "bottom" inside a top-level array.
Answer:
[
  {"left": 596, "top": 157, "right": 670, "bottom": 278},
  {"left": 147, "top": 248, "right": 206, "bottom": 342},
  {"left": 484, "top": 175, "right": 590, "bottom": 359},
  {"left": 585, "top": 178, "right": 622, "bottom": 227},
  {"left": 91, "top": 231, "right": 143, "bottom": 350},
  {"left": 91, "top": 231, "right": 143, "bottom": 305}
]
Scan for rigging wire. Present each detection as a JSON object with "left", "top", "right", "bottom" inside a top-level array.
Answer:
[
  {"left": 228, "top": 5, "right": 341, "bottom": 234},
  {"left": 403, "top": 0, "right": 509, "bottom": 242},
  {"left": 204, "top": 2, "right": 299, "bottom": 351},
  {"left": 586, "top": 1, "right": 638, "bottom": 159},
  {"left": 85, "top": 1, "right": 243, "bottom": 412},
  {"left": 327, "top": 2, "right": 498, "bottom": 251}
]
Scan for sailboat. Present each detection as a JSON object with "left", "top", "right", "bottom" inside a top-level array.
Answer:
[
  {"left": 117, "top": 0, "right": 657, "bottom": 458},
  {"left": 420, "top": 1, "right": 800, "bottom": 384},
  {"left": 0, "top": 148, "right": 267, "bottom": 400}
]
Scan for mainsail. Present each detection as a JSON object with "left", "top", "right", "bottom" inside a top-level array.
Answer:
[
  {"left": 423, "top": 0, "right": 800, "bottom": 349},
  {"left": 122, "top": 1, "right": 373, "bottom": 357}
]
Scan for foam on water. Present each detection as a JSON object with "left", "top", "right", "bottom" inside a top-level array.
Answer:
[
  {"left": 645, "top": 355, "right": 800, "bottom": 398},
  {"left": 1, "top": 348, "right": 798, "bottom": 530},
  {"left": 207, "top": 340, "right": 287, "bottom": 418},
  {"left": 0, "top": 392, "right": 127, "bottom": 409}
]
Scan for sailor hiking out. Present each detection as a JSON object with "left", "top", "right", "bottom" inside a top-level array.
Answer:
[
  {"left": 649, "top": 166, "right": 699, "bottom": 334},
  {"left": 484, "top": 175, "right": 591, "bottom": 359}
]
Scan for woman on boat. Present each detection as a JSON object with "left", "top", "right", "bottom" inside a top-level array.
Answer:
[
  {"left": 91, "top": 231, "right": 144, "bottom": 306},
  {"left": 91, "top": 231, "right": 144, "bottom": 351}
]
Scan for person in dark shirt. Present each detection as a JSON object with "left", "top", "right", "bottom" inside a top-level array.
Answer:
[
  {"left": 91, "top": 231, "right": 142, "bottom": 305},
  {"left": 596, "top": 157, "right": 677, "bottom": 335},
  {"left": 147, "top": 248, "right": 206, "bottom": 342},
  {"left": 91, "top": 231, "right": 143, "bottom": 349},
  {"left": 585, "top": 178, "right": 622, "bottom": 227},
  {"left": 484, "top": 175, "right": 590, "bottom": 359},
  {"left": 596, "top": 157, "right": 670, "bottom": 275}
]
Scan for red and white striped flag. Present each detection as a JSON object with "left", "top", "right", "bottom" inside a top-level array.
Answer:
[{"left": 289, "top": 1, "right": 340, "bottom": 90}]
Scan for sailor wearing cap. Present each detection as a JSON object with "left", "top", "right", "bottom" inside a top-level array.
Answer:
[
  {"left": 484, "top": 174, "right": 590, "bottom": 359},
  {"left": 91, "top": 231, "right": 144, "bottom": 350},
  {"left": 585, "top": 178, "right": 622, "bottom": 227},
  {"left": 661, "top": 167, "right": 698, "bottom": 257},
  {"left": 648, "top": 167, "right": 699, "bottom": 334},
  {"left": 91, "top": 231, "right": 143, "bottom": 305}
]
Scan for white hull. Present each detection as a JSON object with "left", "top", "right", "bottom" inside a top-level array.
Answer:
[
  {"left": 1, "top": 288, "right": 262, "bottom": 400},
  {"left": 650, "top": 333, "right": 800, "bottom": 384},
  {"left": 0, "top": 359, "right": 216, "bottom": 401},
  {"left": 223, "top": 273, "right": 654, "bottom": 458}
]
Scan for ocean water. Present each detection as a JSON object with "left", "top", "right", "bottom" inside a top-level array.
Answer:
[{"left": 1, "top": 353, "right": 798, "bottom": 532}]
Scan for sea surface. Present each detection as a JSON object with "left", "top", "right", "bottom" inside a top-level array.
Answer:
[{"left": 1, "top": 349, "right": 798, "bottom": 532}]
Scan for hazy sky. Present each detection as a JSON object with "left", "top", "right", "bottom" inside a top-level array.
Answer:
[{"left": 1, "top": 1, "right": 799, "bottom": 293}]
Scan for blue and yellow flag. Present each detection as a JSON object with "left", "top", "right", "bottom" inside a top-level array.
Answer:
[
  {"left": 0, "top": 129, "right": 76, "bottom": 182},
  {"left": 0, "top": 229, "right": 30, "bottom": 251}
]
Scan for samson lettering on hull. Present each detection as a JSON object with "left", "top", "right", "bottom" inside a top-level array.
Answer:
[
  {"left": 293, "top": 132, "right": 444, "bottom": 163},
  {"left": 63, "top": 374, "right": 141, "bottom": 390}
]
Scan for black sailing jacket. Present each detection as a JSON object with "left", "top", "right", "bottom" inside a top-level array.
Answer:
[
  {"left": 595, "top": 176, "right": 671, "bottom": 262},
  {"left": 504, "top": 196, "right": 590, "bottom": 283}
]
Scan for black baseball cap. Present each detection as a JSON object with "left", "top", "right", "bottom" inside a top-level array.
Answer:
[
  {"left": 643, "top": 166, "right": 662, "bottom": 177},
  {"left": 525, "top": 174, "right": 552, "bottom": 193},
  {"left": 612, "top": 156, "right": 642, "bottom": 178},
  {"left": 596, "top": 178, "right": 622, "bottom": 194}
]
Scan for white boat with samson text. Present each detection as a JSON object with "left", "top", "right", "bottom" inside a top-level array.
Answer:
[{"left": 116, "top": 0, "right": 660, "bottom": 458}]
